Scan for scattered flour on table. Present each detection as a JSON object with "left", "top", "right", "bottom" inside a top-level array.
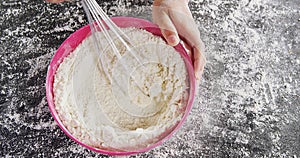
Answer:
[{"left": 53, "top": 28, "right": 189, "bottom": 150}]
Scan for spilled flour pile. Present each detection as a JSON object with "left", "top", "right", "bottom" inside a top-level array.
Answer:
[{"left": 53, "top": 28, "right": 190, "bottom": 150}]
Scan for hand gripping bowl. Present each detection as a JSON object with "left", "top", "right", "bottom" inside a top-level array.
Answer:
[{"left": 46, "top": 17, "right": 196, "bottom": 156}]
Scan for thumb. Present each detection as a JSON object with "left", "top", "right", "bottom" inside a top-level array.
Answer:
[
  {"left": 152, "top": 6, "right": 180, "bottom": 46},
  {"left": 161, "top": 29, "right": 180, "bottom": 46}
]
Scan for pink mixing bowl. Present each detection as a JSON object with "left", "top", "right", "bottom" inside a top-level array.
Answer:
[{"left": 46, "top": 17, "right": 196, "bottom": 156}]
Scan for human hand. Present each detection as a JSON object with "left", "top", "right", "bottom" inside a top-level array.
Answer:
[{"left": 152, "top": 0, "right": 206, "bottom": 80}]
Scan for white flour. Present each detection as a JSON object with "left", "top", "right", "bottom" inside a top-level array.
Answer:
[{"left": 54, "top": 28, "right": 189, "bottom": 150}]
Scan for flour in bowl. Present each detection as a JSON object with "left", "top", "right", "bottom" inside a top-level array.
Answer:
[{"left": 53, "top": 28, "right": 189, "bottom": 151}]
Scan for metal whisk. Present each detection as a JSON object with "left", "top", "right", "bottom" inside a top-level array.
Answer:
[
  {"left": 81, "top": 0, "right": 162, "bottom": 117},
  {"left": 81, "top": 0, "right": 143, "bottom": 81}
]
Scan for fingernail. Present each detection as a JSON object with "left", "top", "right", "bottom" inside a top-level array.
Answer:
[{"left": 167, "top": 35, "right": 178, "bottom": 46}]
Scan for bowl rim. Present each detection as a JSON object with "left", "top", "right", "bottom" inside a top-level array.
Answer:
[{"left": 46, "top": 16, "right": 196, "bottom": 156}]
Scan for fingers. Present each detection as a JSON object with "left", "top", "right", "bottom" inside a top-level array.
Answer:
[
  {"left": 152, "top": 6, "right": 180, "bottom": 46},
  {"left": 193, "top": 42, "right": 206, "bottom": 80}
]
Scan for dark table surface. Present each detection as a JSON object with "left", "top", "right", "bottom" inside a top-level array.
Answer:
[{"left": 0, "top": 0, "right": 299, "bottom": 157}]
